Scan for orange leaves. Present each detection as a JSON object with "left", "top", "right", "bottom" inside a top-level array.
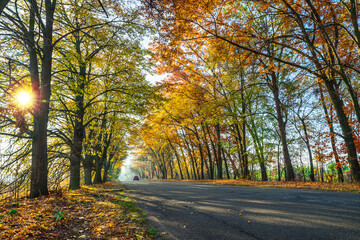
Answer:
[
  {"left": 159, "top": 178, "right": 360, "bottom": 193},
  {"left": 141, "top": 0, "right": 360, "bottom": 183},
  {"left": 0, "top": 182, "right": 150, "bottom": 239},
  {"left": 0, "top": 196, "right": 65, "bottom": 239}
]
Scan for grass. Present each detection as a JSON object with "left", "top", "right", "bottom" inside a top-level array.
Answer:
[
  {"left": 147, "top": 227, "right": 158, "bottom": 236},
  {"left": 0, "top": 181, "right": 156, "bottom": 239}
]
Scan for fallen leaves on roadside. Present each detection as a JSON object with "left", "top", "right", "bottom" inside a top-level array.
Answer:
[
  {"left": 0, "top": 181, "right": 152, "bottom": 239},
  {"left": 159, "top": 179, "right": 360, "bottom": 193}
]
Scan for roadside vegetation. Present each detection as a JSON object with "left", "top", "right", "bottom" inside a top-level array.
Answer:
[
  {"left": 158, "top": 179, "right": 360, "bottom": 193},
  {"left": 0, "top": 181, "right": 156, "bottom": 239}
]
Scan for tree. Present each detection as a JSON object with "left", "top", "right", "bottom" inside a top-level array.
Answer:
[
  {"left": 28, "top": 0, "right": 56, "bottom": 198},
  {"left": 0, "top": 0, "right": 155, "bottom": 196},
  {"left": 0, "top": 0, "right": 10, "bottom": 15},
  {"left": 142, "top": 0, "right": 360, "bottom": 182}
]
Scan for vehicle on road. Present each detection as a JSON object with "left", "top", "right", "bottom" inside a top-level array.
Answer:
[{"left": 133, "top": 176, "right": 139, "bottom": 181}]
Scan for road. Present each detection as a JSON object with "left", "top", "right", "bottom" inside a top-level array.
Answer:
[{"left": 123, "top": 181, "right": 360, "bottom": 240}]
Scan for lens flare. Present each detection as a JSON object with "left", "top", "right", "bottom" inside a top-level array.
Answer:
[{"left": 14, "top": 87, "right": 34, "bottom": 110}]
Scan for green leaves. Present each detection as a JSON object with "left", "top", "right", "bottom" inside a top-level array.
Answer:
[
  {"left": 53, "top": 210, "right": 64, "bottom": 220},
  {"left": 8, "top": 209, "right": 18, "bottom": 215}
]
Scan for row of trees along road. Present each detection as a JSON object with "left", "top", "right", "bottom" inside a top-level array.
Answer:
[
  {"left": 0, "top": 0, "right": 156, "bottom": 198},
  {"left": 131, "top": 0, "right": 360, "bottom": 183},
  {"left": 1, "top": 0, "right": 360, "bottom": 200}
]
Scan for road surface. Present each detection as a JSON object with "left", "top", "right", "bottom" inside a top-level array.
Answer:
[{"left": 123, "top": 181, "right": 360, "bottom": 240}]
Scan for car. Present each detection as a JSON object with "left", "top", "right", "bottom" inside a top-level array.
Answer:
[{"left": 133, "top": 176, "right": 139, "bottom": 181}]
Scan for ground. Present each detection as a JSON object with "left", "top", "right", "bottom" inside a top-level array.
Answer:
[
  {"left": 157, "top": 179, "right": 360, "bottom": 193},
  {"left": 0, "top": 181, "right": 155, "bottom": 239},
  {"left": 1, "top": 179, "right": 358, "bottom": 239},
  {"left": 124, "top": 180, "right": 360, "bottom": 240}
]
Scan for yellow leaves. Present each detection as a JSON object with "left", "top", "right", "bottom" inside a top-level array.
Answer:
[
  {"left": 160, "top": 179, "right": 360, "bottom": 193},
  {"left": 0, "top": 182, "right": 143, "bottom": 239},
  {"left": 40, "top": 224, "right": 51, "bottom": 231}
]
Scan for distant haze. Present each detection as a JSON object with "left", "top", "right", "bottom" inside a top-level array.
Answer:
[{"left": 118, "top": 155, "right": 137, "bottom": 181}]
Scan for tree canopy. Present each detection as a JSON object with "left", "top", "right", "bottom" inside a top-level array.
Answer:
[{"left": 0, "top": 0, "right": 360, "bottom": 200}]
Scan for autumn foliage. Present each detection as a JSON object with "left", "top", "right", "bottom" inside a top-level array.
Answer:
[
  {"left": 0, "top": 0, "right": 154, "bottom": 199},
  {"left": 0, "top": 182, "right": 151, "bottom": 239},
  {"left": 131, "top": 0, "right": 360, "bottom": 183}
]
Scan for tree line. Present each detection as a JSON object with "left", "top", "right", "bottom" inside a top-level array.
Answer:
[
  {"left": 132, "top": 0, "right": 360, "bottom": 183},
  {"left": 0, "top": 0, "right": 155, "bottom": 198}
]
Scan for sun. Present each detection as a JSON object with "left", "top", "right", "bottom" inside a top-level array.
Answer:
[{"left": 14, "top": 87, "right": 35, "bottom": 110}]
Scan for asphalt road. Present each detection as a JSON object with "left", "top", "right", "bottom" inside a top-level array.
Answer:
[{"left": 123, "top": 181, "right": 360, "bottom": 240}]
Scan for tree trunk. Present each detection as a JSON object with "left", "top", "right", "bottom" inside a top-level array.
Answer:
[
  {"left": 206, "top": 124, "right": 218, "bottom": 175},
  {"left": 222, "top": 149, "right": 231, "bottom": 179},
  {"left": 299, "top": 118, "right": 315, "bottom": 182},
  {"left": 31, "top": 106, "right": 50, "bottom": 197},
  {"left": 169, "top": 141, "right": 184, "bottom": 179},
  {"left": 193, "top": 126, "right": 205, "bottom": 179},
  {"left": 240, "top": 74, "right": 249, "bottom": 179},
  {"left": 259, "top": 160, "right": 268, "bottom": 181},
  {"left": 83, "top": 154, "right": 93, "bottom": 185},
  {"left": 178, "top": 143, "right": 191, "bottom": 179},
  {"left": 69, "top": 93, "right": 85, "bottom": 188},
  {"left": 69, "top": 29, "right": 86, "bottom": 190},
  {"left": 241, "top": 122, "right": 249, "bottom": 179},
  {"left": 247, "top": 115, "right": 268, "bottom": 182},
  {"left": 183, "top": 134, "right": 198, "bottom": 179},
  {"left": 329, "top": 111, "right": 344, "bottom": 183},
  {"left": 83, "top": 129, "right": 94, "bottom": 185},
  {"left": 198, "top": 144, "right": 205, "bottom": 179},
  {"left": 30, "top": 0, "right": 56, "bottom": 197},
  {"left": 277, "top": 142, "right": 281, "bottom": 181},
  {"left": 225, "top": 144, "right": 240, "bottom": 179},
  {"left": 103, "top": 155, "right": 112, "bottom": 182},
  {"left": 202, "top": 123, "right": 214, "bottom": 179},
  {"left": 169, "top": 157, "right": 174, "bottom": 179},
  {"left": 323, "top": 79, "right": 360, "bottom": 182},
  {"left": 28, "top": 3, "right": 46, "bottom": 198},
  {"left": 93, "top": 154, "right": 103, "bottom": 184},
  {"left": 319, "top": 86, "right": 344, "bottom": 182},
  {"left": 160, "top": 152, "right": 168, "bottom": 179},
  {"left": 0, "top": 0, "right": 10, "bottom": 15},
  {"left": 269, "top": 72, "right": 295, "bottom": 181},
  {"left": 234, "top": 123, "right": 246, "bottom": 178},
  {"left": 215, "top": 124, "right": 223, "bottom": 179},
  {"left": 93, "top": 114, "right": 108, "bottom": 184}
]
